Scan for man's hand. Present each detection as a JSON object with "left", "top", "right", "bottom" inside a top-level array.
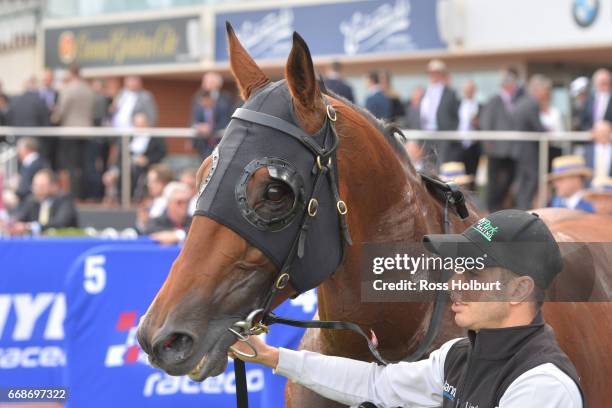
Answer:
[{"left": 228, "top": 335, "right": 280, "bottom": 369}]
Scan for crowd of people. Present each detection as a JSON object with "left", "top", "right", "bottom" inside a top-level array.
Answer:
[
  {"left": 323, "top": 61, "right": 611, "bottom": 214},
  {"left": 0, "top": 67, "right": 229, "bottom": 241},
  {"left": 0, "top": 61, "right": 610, "bottom": 238}
]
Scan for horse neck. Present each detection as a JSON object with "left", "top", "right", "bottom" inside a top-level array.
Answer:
[{"left": 315, "top": 110, "right": 451, "bottom": 358}]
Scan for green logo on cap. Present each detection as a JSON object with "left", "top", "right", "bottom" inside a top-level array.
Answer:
[{"left": 472, "top": 218, "right": 498, "bottom": 241}]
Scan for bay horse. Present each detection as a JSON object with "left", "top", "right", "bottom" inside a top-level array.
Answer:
[{"left": 137, "top": 26, "right": 612, "bottom": 407}]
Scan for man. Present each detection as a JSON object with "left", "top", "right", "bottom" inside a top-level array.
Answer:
[
  {"left": 102, "top": 112, "right": 167, "bottom": 203},
  {"left": 584, "top": 120, "right": 612, "bottom": 180},
  {"left": 15, "top": 137, "right": 47, "bottom": 201},
  {"left": 512, "top": 74, "right": 549, "bottom": 210},
  {"left": 39, "top": 68, "right": 60, "bottom": 169},
  {"left": 6, "top": 77, "right": 49, "bottom": 128},
  {"left": 580, "top": 68, "right": 612, "bottom": 130},
  {"left": 480, "top": 69, "right": 521, "bottom": 212},
  {"left": 231, "top": 210, "right": 583, "bottom": 408},
  {"left": 364, "top": 71, "right": 392, "bottom": 120},
  {"left": 39, "top": 68, "right": 58, "bottom": 113},
  {"left": 419, "top": 59, "right": 460, "bottom": 166},
  {"left": 112, "top": 76, "right": 158, "bottom": 128},
  {"left": 549, "top": 155, "right": 594, "bottom": 212},
  {"left": 323, "top": 61, "right": 354, "bottom": 103},
  {"left": 191, "top": 72, "right": 234, "bottom": 159},
  {"left": 51, "top": 64, "right": 96, "bottom": 199},
  {"left": 144, "top": 181, "right": 192, "bottom": 244},
  {"left": 570, "top": 76, "right": 589, "bottom": 131},
  {"left": 457, "top": 79, "right": 482, "bottom": 184},
  {"left": 11, "top": 169, "right": 78, "bottom": 235}
]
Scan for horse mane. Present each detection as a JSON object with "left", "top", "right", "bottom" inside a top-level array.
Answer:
[{"left": 323, "top": 89, "right": 413, "bottom": 168}]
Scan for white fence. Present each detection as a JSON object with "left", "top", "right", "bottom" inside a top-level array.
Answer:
[{"left": 0, "top": 126, "right": 593, "bottom": 208}]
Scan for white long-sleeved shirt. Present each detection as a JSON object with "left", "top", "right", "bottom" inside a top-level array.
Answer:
[{"left": 274, "top": 338, "right": 582, "bottom": 408}]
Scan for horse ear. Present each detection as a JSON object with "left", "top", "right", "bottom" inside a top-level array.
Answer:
[
  {"left": 286, "top": 32, "right": 322, "bottom": 111},
  {"left": 226, "top": 21, "right": 270, "bottom": 100}
]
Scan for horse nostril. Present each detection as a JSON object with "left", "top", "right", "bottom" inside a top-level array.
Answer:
[{"left": 155, "top": 332, "right": 194, "bottom": 365}]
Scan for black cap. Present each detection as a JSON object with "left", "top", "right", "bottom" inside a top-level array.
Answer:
[{"left": 423, "top": 209, "right": 563, "bottom": 288}]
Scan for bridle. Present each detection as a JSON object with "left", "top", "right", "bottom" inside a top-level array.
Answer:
[{"left": 222, "top": 95, "right": 470, "bottom": 408}]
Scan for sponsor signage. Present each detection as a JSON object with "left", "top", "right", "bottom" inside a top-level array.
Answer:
[
  {"left": 44, "top": 15, "right": 203, "bottom": 69},
  {"left": 215, "top": 0, "right": 446, "bottom": 61}
]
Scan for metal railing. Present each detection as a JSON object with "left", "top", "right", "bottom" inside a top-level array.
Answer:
[
  {"left": 0, "top": 126, "right": 592, "bottom": 209},
  {"left": 0, "top": 143, "right": 18, "bottom": 188},
  {"left": 0, "top": 126, "right": 196, "bottom": 208},
  {"left": 402, "top": 131, "right": 592, "bottom": 207}
]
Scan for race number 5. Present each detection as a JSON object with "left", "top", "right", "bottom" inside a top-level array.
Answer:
[{"left": 84, "top": 255, "right": 106, "bottom": 294}]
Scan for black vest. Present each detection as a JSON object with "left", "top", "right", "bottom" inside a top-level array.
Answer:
[{"left": 442, "top": 312, "right": 584, "bottom": 408}]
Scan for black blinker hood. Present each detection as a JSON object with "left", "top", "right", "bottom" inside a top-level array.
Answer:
[{"left": 194, "top": 80, "right": 348, "bottom": 294}]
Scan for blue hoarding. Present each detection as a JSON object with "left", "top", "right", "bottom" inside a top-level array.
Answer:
[
  {"left": 63, "top": 245, "right": 316, "bottom": 407},
  {"left": 215, "top": 0, "right": 446, "bottom": 61},
  {"left": 0, "top": 238, "right": 150, "bottom": 388},
  {"left": 1, "top": 239, "right": 316, "bottom": 406}
]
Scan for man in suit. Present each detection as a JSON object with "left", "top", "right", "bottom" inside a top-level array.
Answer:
[
  {"left": 11, "top": 168, "right": 78, "bottom": 235},
  {"left": 39, "top": 69, "right": 60, "bottom": 169},
  {"left": 16, "top": 137, "right": 47, "bottom": 201},
  {"left": 109, "top": 76, "right": 160, "bottom": 200},
  {"left": 102, "top": 112, "right": 167, "bottom": 202},
  {"left": 480, "top": 69, "right": 521, "bottom": 211},
  {"left": 144, "top": 181, "right": 192, "bottom": 245},
  {"left": 512, "top": 74, "right": 549, "bottom": 210},
  {"left": 457, "top": 79, "right": 482, "bottom": 185},
  {"left": 51, "top": 64, "right": 96, "bottom": 199},
  {"left": 112, "top": 76, "right": 158, "bottom": 128},
  {"left": 583, "top": 120, "right": 612, "bottom": 180},
  {"left": 191, "top": 72, "right": 234, "bottom": 159},
  {"left": 6, "top": 77, "right": 49, "bottom": 128},
  {"left": 580, "top": 68, "right": 612, "bottom": 130},
  {"left": 419, "top": 59, "right": 460, "bottom": 166},
  {"left": 365, "top": 71, "right": 392, "bottom": 120},
  {"left": 323, "top": 61, "right": 355, "bottom": 103}
]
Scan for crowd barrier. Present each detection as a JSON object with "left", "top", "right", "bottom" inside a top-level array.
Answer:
[
  {"left": 0, "top": 238, "right": 317, "bottom": 407},
  {"left": 0, "top": 126, "right": 592, "bottom": 209}
]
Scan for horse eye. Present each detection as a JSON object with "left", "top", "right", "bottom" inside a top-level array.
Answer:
[{"left": 264, "top": 184, "right": 287, "bottom": 202}]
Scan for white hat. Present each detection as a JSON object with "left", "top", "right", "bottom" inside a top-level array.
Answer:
[{"left": 570, "top": 77, "right": 589, "bottom": 97}]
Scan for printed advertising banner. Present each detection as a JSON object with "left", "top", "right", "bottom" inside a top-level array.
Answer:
[
  {"left": 63, "top": 245, "right": 316, "bottom": 407},
  {"left": 215, "top": 0, "right": 446, "bottom": 61},
  {"left": 44, "top": 15, "right": 204, "bottom": 69},
  {"left": 0, "top": 239, "right": 150, "bottom": 388},
  {"left": 1, "top": 239, "right": 316, "bottom": 406}
]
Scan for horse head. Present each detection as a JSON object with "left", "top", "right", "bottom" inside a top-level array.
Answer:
[{"left": 138, "top": 24, "right": 414, "bottom": 380}]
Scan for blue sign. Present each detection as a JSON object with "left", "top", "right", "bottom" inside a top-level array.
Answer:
[
  {"left": 0, "top": 238, "right": 150, "bottom": 388},
  {"left": 215, "top": 0, "right": 446, "bottom": 61},
  {"left": 63, "top": 245, "right": 316, "bottom": 407}
]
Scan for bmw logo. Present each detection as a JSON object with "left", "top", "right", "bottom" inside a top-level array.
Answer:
[{"left": 572, "top": 0, "right": 599, "bottom": 28}]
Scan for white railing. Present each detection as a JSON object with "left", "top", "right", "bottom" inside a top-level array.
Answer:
[
  {"left": 0, "top": 126, "right": 196, "bottom": 208},
  {"left": 0, "top": 143, "right": 19, "bottom": 189},
  {"left": 0, "top": 126, "right": 593, "bottom": 208}
]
